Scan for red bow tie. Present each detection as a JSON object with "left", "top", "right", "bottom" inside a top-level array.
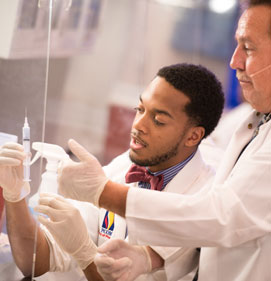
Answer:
[{"left": 125, "top": 164, "right": 164, "bottom": 191}]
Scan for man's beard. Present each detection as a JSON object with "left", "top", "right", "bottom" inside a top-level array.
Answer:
[{"left": 129, "top": 139, "right": 182, "bottom": 167}]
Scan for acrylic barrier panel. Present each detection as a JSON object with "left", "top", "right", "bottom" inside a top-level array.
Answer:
[
  {"left": 0, "top": 0, "right": 106, "bottom": 280},
  {"left": 0, "top": 0, "right": 51, "bottom": 280}
]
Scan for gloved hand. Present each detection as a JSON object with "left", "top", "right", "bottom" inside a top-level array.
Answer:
[
  {"left": 0, "top": 142, "right": 30, "bottom": 202},
  {"left": 35, "top": 193, "right": 97, "bottom": 269},
  {"left": 94, "top": 239, "right": 152, "bottom": 281},
  {"left": 58, "top": 139, "right": 109, "bottom": 207}
]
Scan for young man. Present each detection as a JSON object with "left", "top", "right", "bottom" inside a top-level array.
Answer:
[
  {"left": 0, "top": 63, "right": 224, "bottom": 280},
  {"left": 52, "top": 1, "right": 271, "bottom": 281}
]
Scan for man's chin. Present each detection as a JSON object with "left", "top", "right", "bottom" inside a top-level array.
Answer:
[
  {"left": 129, "top": 152, "right": 148, "bottom": 167},
  {"left": 129, "top": 153, "right": 140, "bottom": 165},
  {"left": 129, "top": 150, "right": 139, "bottom": 161}
]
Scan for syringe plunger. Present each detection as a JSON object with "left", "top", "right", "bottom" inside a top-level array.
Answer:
[{"left": 23, "top": 113, "right": 31, "bottom": 182}]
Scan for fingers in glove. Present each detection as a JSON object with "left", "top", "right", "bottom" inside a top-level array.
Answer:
[
  {"left": 95, "top": 253, "right": 115, "bottom": 269},
  {"left": 102, "top": 259, "right": 132, "bottom": 280},
  {"left": 39, "top": 193, "right": 71, "bottom": 210},
  {"left": 2, "top": 142, "right": 24, "bottom": 151},
  {"left": 34, "top": 204, "right": 59, "bottom": 221},
  {"left": 0, "top": 156, "right": 21, "bottom": 166},
  {"left": 106, "top": 257, "right": 132, "bottom": 274},
  {"left": 36, "top": 215, "right": 61, "bottom": 237},
  {"left": 116, "top": 270, "right": 133, "bottom": 281},
  {"left": 39, "top": 192, "right": 64, "bottom": 202},
  {"left": 68, "top": 139, "right": 96, "bottom": 163},
  {"left": 34, "top": 198, "right": 68, "bottom": 221},
  {"left": 103, "top": 268, "right": 131, "bottom": 281},
  {"left": 0, "top": 147, "right": 26, "bottom": 165},
  {"left": 37, "top": 214, "right": 51, "bottom": 228},
  {"left": 95, "top": 255, "right": 132, "bottom": 280},
  {"left": 57, "top": 158, "right": 72, "bottom": 176},
  {"left": 40, "top": 192, "right": 61, "bottom": 200},
  {"left": 36, "top": 193, "right": 79, "bottom": 224},
  {"left": 98, "top": 239, "right": 124, "bottom": 255}
]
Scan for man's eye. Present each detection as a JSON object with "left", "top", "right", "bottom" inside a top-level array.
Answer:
[
  {"left": 243, "top": 45, "right": 253, "bottom": 53},
  {"left": 154, "top": 119, "right": 165, "bottom": 126},
  {"left": 134, "top": 107, "right": 144, "bottom": 113}
]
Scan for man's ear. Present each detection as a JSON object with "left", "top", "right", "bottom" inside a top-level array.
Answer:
[{"left": 185, "top": 126, "right": 205, "bottom": 147}]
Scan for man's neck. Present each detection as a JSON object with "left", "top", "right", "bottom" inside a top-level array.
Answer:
[{"left": 147, "top": 149, "right": 198, "bottom": 173}]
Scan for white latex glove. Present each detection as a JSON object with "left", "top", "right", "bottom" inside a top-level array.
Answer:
[
  {"left": 0, "top": 142, "right": 30, "bottom": 202},
  {"left": 35, "top": 192, "right": 97, "bottom": 269},
  {"left": 58, "top": 139, "right": 109, "bottom": 207},
  {"left": 94, "top": 239, "right": 152, "bottom": 281}
]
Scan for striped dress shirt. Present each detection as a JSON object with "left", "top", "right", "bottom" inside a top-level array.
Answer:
[{"left": 138, "top": 150, "right": 197, "bottom": 191}]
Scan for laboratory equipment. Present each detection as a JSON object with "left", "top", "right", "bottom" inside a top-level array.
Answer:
[
  {"left": 28, "top": 142, "right": 69, "bottom": 208},
  {"left": 22, "top": 112, "right": 31, "bottom": 182}
]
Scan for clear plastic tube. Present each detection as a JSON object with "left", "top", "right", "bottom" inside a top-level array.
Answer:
[
  {"left": 250, "top": 64, "right": 271, "bottom": 78},
  {"left": 22, "top": 112, "right": 31, "bottom": 182}
]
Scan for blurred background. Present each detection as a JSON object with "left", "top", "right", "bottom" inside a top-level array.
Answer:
[
  {"left": 0, "top": 0, "right": 244, "bottom": 164},
  {"left": 0, "top": 0, "right": 246, "bottom": 278}
]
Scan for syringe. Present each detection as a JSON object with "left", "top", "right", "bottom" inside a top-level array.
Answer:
[{"left": 22, "top": 110, "right": 31, "bottom": 182}]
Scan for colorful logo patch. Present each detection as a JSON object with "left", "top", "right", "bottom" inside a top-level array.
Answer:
[{"left": 99, "top": 211, "right": 115, "bottom": 239}]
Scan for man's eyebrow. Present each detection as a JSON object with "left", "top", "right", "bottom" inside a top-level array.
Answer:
[
  {"left": 154, "top": 109, "right": 174, "bottom": 119},
  {"left": 139, "top": 94, "right": 174, "bottom": 119},
  {"left": 235, "top": 34, "right": 254, "bottom": 44}
]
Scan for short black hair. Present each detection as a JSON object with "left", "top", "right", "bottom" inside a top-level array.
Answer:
[{"left": 157, "top": 63, "right": 224, "bottom": 138}]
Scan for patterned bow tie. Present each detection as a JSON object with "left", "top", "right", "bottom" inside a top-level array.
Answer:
[{"left": 125, "top": 164, "right": 164, "bottom": 191}]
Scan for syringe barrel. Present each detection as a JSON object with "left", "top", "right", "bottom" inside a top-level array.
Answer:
[
  {"left": 23, "top": 123, "right": 31, "bottom": 182},
  {"left": 23, "top": 126, "right": 30, "bottom": 141}
]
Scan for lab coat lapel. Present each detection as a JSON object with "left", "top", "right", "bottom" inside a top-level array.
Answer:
[
  {"left": 214, "top": 110, "right": 262, "bottom": 184},
  {"left": 163, "top": 150, "right": 204, "bottom": 194}
]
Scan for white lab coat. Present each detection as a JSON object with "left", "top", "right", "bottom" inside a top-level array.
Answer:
[
  {"left": 44, "top": 149, "right": 214, "bottom": 281},
  {"left": 125, "top": 110, "right": 271, "bottom": 281},
  {"left": 199, "top": 102, "right": 253, "bottom": 170}
]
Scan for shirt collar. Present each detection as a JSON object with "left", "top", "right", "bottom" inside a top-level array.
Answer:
[{"left": 146, "top": 149, "right": 197, "bottom": 190}]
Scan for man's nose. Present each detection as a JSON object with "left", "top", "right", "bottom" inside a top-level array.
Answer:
[
  {"left": 132, "top": 114, "right": 148, "bottom": 134},
  {"left": 230, "top": 45, "right": 245, "bottom": 71}
]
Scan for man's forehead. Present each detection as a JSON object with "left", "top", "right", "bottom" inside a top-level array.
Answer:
[
  {"left": 236, "top": 6, "right": 271, "bottom": 40},
  {"left": 139, "top": 79, "right": 190, "bottom": 115}
]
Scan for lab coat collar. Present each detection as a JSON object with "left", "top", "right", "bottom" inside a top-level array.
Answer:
[
  {"left": 214, "top": 109, "right": 262, "bottom": 184},
  {"left": 163, "top": 149, "right": 206, "bottom": 194}
]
